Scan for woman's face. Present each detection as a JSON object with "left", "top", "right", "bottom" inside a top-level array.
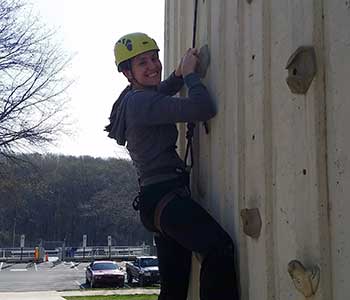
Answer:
[{"left": 129, "top": 50, "right": 162, "bottom": 88}]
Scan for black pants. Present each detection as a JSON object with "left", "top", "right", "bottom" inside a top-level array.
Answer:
[{"left": 138, "top": 177, "right": 239, "bottom": 300}]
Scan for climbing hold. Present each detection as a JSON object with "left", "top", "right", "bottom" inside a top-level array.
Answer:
[
  {"left": 196, "top": 44, "right": 210, "bottom": 78},
  {"left": 240, "top": 208, "right": 262, "bottom": 239},
  {"left": 285, "top": 46, "right": 317, "bottom": 94},
  {"left": 288, "top": 260, "right": 320, "bottom": 298}
]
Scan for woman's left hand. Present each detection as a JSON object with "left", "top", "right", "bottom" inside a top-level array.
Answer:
[{"left": 175, "top": 56, "right": 183, "bottom": 77}]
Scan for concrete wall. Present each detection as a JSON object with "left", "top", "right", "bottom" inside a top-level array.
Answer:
[{"left": 164, "top": 1, "right": 350, "bottom": 299}]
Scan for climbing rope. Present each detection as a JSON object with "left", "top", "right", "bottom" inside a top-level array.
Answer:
[
  {"left": 192, "top": 0, "right": 199, "bottom": 49},
  {"left": 184, "top": 0, "right": 199, "bottom": 170},
  {"left": 184, "top": 0, "right": 209, "bottom": 170}
]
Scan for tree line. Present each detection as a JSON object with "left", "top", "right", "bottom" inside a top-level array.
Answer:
[{"left": 0, "top": 154, "right": 152, "bottom": 248}]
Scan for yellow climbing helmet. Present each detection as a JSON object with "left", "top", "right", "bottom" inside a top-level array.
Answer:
[{"left": 114, "top": 32, "right": 159, "bottom": 71}]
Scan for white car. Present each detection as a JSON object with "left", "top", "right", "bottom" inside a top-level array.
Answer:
[{"left": 85, "top": 260, "right": 125, "bottom": 288}]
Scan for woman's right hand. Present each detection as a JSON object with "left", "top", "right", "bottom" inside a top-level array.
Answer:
[{"left": 181, "top": 48, "right": 199, "bottom": 77}]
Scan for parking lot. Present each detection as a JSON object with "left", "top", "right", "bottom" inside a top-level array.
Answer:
[
  {"left": 0, "top": 260, "right": 89, "bottom": 292},
  {"left": 0, "top": 259, "right": 160, "bottom": 293}
]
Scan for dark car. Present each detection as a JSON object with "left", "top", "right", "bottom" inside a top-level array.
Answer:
[
  {"left": 85, "top": 260, "right": 125, "bottom": 288},
  {"left": 126, "top": 256, "right": 160, "bottom": 286}
]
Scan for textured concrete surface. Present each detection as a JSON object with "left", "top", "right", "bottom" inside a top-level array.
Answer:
[{"left": 164, "top": 0, "right": 350, "bottom": 299}]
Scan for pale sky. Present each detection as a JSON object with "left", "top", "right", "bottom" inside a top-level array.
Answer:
[{"left": 31, "top": 0, "right": 165, "bottom": 159}]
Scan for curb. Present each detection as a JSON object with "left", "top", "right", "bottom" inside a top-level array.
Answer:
[{"left": 60, "top": 288, "right": 160, "bottom": 297}]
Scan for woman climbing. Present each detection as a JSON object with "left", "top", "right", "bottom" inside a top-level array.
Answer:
[{"left": 105, "top": 32, "right": 239, "bottom": 300}]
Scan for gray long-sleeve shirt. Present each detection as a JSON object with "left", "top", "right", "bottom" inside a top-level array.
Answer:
[{"left": 107, "top": 72, "right": 216, "bottom": 185}]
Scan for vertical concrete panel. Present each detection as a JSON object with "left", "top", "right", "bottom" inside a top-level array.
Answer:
[
  {"left": 188, "top": 1, "right": 244, "bottom": 299},
  {"left": 324, "top": 0, "right": 350, "bottom": 298},
  {"left": 195, "top": 0, "right": 213, "bottom": 214},
  {"left": 205, "top": 0, "right": 225, "bottom": 220},
  {"left": 270, "top": 0, "right": 331, "bottom": 299},
  {"left": 164, "top": 1, "right": 174, "bottom": 77},
  {"left": 220, "top": 0, "right": 242, "bottom": 249},
  {"left": 240, "top": 0, "right": 277, "bottom": 299},
  {"left": 240, "top": 0, "right": 272, "bottom": 299},
  {"left": 176, "top": 1, "right": 195, "bottom": 159},
  {"left": 168, "top": 2, "right": 201, "bottom": 299},
  {"left": 166, "top": 1, "right": 196, "bottom": 160},
  {"left": 269, "top": 2, "right": 299, "bottom": 297}
]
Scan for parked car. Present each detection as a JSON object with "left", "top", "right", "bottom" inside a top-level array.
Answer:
[
  {"left": 126, "top": 256, "right": 160, "bottom": 286},
  {"left": 85, "top": 260, "right": 125, "bottom": 288}
]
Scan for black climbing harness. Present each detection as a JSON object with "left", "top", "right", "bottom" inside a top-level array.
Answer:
[{"left": 132, "top": 167, "right": 189, "bottom": 212}]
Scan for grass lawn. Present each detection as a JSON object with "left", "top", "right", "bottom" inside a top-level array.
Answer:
[{"left": 64, "top": 295, "right": 158, "bottom": 300}]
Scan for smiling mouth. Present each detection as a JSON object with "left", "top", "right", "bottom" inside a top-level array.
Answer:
[{"left": 148, "top": 72, "right": 159, "bottom": 78}]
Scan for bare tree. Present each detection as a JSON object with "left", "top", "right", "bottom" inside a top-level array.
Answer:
[{"left": 0, "top": 0, "right": 73, "bottom": 158}]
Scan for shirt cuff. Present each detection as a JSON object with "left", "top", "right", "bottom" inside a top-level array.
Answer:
[
  {"left": 173, "top": 70, "right": 183, "bottom": 79},
  {"left": 184, "top": 73, "right": 201, "bottom": 89}
]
